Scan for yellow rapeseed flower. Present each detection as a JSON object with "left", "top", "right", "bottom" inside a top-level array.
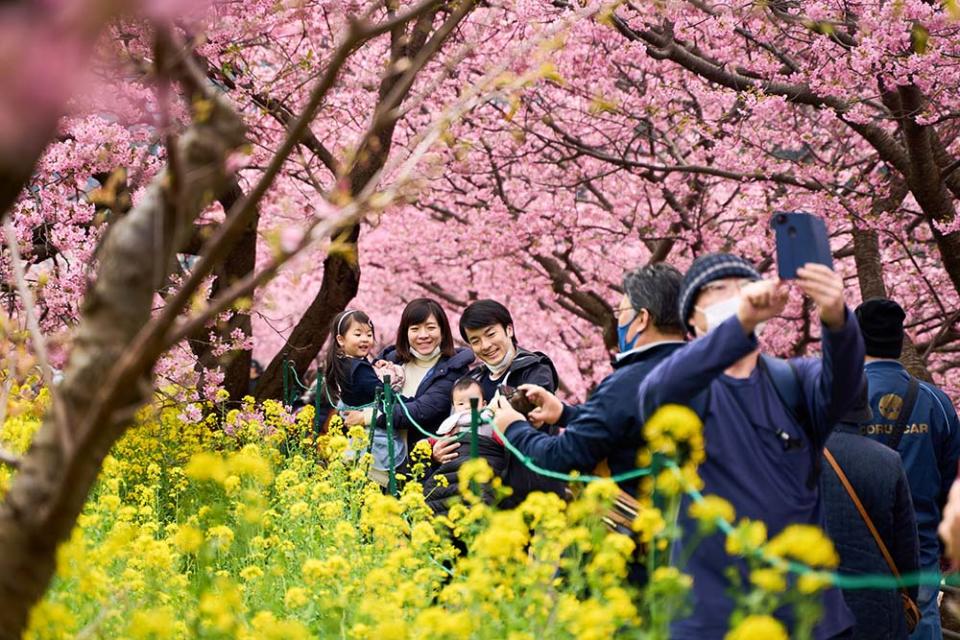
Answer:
[
  {"left": 725, "top": 519, "right": 767, "bottom": 557},
  {"left": 127, "top": 606, "right": 176, "bottom": 639},
  {"left": 184, "top": 451, "right": 228, "bottom": 484},
  {"left": 750, "top": 568, "right": 787, "bottom": 593},
  {"left": 458, "top": 457, "right": 494, "bottom": 490},
  {"left": 206, "top": 525, "right": 235, "bottom": 551},
  {"left": 239, "top": 565, "right": 264, "bottom": 581},
  {"left": 178, "top": 528, "right": 208, "bottom": 560},
  {"left": 725, "top": 614, "right": 788, "bottom": 640},
  {"left": 689, "top": 495, "right": 735, "bottom": 532},
  {"left": 247, "top": 611, "right": 312, "bottom": 640},
  {"left": 798, "top": 571, "right": 833, "bottom": 594},
  {"left": 226, "top": 446, "right": 274, "bottom": 485},
  {"left": 766, "top": 524, "right": 839, "bottom": 568},
  {"left": 649, "top": 566, "right": 693, "bottom": 597},
  {"left": 284, "top": 586, "right": 310, "bottom": 609},
  {"left": 631, "top": 507, "right": 666, "bottom": 543}
]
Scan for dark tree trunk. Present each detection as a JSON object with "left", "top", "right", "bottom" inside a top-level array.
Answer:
[
  {"left": 852, "top": 224, "right": 933, "bottom": 382},
  {"left": 186, "top": 181, "right": 259, "bottom": 402},
  {"left": 255, "top": 224, "right": 361, "bottom": 402}
]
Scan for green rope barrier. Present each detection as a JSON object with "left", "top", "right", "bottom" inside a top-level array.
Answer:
[
  {"left": 394, "top": 394, "right": 462, "bottom": 441},
  {"left": 664, "top": 461, "right": 954, "bottom": 591},
  {"left": 285, "top": 361, "right": 309, "bottom": 391},
  {"left": 484, "top": 416, "right": 655, "bottom": 484},
  {"left": 303, "top": 385, "right": 955, "bottom": 594},
  {"left": 482, "top": 418, "right": 955, "bottom": 592},
  {"left": 281, "top": 359, "right": 378, "bottom": 412}
]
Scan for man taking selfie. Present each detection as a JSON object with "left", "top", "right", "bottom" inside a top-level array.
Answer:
[{"left": 637, "top": 253, "right": 865, "bottom": 639}]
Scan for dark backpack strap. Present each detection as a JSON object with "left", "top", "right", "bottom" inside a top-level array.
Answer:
[
  {"left": 759, "top": 355, "right": 807, "bottom": 424},
  {"left": 888, "top": 376, "right": 920, "bottom": 452},
  {"left": 759, "top": 355, "right": 820, "bottom": 489}
]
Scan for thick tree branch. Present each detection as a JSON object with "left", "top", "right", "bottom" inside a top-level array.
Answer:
[{"left": 0, "top": 30, "right": 247, "bottom": 636}]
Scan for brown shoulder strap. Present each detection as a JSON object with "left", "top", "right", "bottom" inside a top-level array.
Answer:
[{"left": 824, "top": 448, "right": 902, "bottom": 580}]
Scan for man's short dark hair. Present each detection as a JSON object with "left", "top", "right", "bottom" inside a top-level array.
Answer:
[
  {"left": 450, "top": 376, "right": 482, "bottom": 401},
  {"left": 622, "top": 263, "right": 684, "bottom": 334},
  {"left": 459, "top": 299, "right": 517, "bottom": 345}
]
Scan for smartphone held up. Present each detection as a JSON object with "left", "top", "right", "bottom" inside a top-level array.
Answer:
[{"left": 771, "top": 211, "right": 833, "bottom": 280}]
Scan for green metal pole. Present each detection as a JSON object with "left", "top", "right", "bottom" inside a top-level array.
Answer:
[
  {"left": 282, "top": 359, "right": 290, "bottom": 407},
  {"left": 368, "top": 388, "right": 381, "bottom": 454},
  {"left": 469, "top": 398, "right": 479, "bottom": 459},
  {"left": 384, "top": 376, "right": 397, "bottom": 497}
]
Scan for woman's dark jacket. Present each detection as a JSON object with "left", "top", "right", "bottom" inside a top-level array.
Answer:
[{"left": 378, "top": 346, "right": 475, "bottom": 450}]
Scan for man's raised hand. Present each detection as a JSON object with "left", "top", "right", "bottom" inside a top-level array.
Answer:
[
  {"left": 796, "top": 263, "right": 846, "bottom": 329},
  {"left": 737, "top": 279, "right": 789, "bottom": 335}
]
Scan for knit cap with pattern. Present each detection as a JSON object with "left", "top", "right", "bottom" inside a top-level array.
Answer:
[{"left": 677, "top": 253, "right": 761, "bottom": 334}]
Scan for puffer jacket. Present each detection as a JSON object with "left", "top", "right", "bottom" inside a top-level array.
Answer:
[{"left": 423, "top": 437, "right": 508, "bottom": 515}]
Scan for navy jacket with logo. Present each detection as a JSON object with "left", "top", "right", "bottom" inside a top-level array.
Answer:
[{"left": 861, "top": 360, "right": 960, "bottom": 570}]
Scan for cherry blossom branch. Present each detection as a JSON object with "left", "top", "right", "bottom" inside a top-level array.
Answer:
[
  {"left": 611, "top": 8, "right": 913, "bottom": 176},
  {"left": 74, "top": 1, "right": 449, "bottom": 418},
  {"left": 151, "top": 1, "right": 445, "bottom": 337}
]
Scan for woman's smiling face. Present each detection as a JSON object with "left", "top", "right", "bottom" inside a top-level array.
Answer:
[{"left": 407, "top": 314, "right": 441, "bottom": 356}]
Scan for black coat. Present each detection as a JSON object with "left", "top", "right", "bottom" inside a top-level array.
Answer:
[
  {"left": 466, "top": 347, "right": 559, "bottom": 401},
  {"left": 465, "top": 346, "right": 566, "bottom": 507},
  {"left": 423, "top": 436, "right": 509, "bottom": 515},
  {"left": 821, "top": 425, "right": 920, "bottom": 640}
]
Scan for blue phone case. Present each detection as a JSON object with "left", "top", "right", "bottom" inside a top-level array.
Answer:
[{"left": 771, "top": 212, "right": 833, "bottom": 280}]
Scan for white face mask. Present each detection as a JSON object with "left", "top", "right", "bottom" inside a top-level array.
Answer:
[
  {"left": 484, "top": 344, "right": 516, "bottom": 377},
  {"left": 696, "top": 296, "right": 765, "bottom": 338},
  {"left": 411, "top": 345, "right": 441, "bottom": 362},
  {"left": 696, "top": 297, "right": 740, "bottom": 334},
  {"left": 754, "top": 321, "right": 767, "bottom": 338}
]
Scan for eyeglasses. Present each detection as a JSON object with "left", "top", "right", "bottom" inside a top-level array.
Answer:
[{"left": 700, "top": 279, "right": 751, "bottom": 296}]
